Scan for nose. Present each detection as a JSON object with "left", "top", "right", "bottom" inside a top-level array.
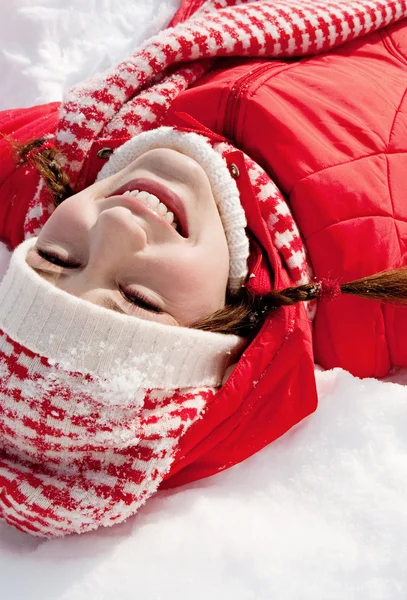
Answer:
[
  {"left": 89, "top": 206, "right": 148, "bottom": 265},
  {"left": 57, "top": 206, "right": 148, "bottom": 303}
]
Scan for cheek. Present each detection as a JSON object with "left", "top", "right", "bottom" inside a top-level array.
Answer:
[
  {"left": 196, "top": 229, "right": 230, "bottom": 287},
  {"left": 38, "top": 197, "right": 95, "bottom": 247},
  {"left": 167, "top": 243, "right": 229, "bottom": 289},
  {"left": 158, "top": 245, "right": 230, "bottom": 317}
]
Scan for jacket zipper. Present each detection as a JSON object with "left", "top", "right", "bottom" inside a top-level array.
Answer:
[{"left": 224, "top": 63, "right": 279, "bottom": 142}]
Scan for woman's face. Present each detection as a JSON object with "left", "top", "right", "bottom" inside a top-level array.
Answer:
[{"left": 26, "top": 148, "right": 230, "bottom": 327}]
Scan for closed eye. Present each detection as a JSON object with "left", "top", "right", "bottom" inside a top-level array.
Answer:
[
  {"left": 120, "top": 288, "right": 162, "bottom": 313},
  {"left": 37, "top": 248, "right": 81, "bottom": 269},
  {"left": 27, "top": 248, "right": 177, "bottom": 324},
  {"left": 37, "top": 249, "right": 161, "bottom": 314}
]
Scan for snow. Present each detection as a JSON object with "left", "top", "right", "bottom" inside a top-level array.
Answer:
[
  {"left": 1, "top": 1, "right": 407, "bottom": 598},
  {"left": 0, "top": 0, "right": 180, "bottom": 110}
]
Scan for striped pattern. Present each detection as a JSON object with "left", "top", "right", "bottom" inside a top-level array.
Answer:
[
  {"left": 243, "top": 154, "right": 316, "bottom": 318},
  {"left": 0, "top": 332, "right": 214, "bottom": 536}
]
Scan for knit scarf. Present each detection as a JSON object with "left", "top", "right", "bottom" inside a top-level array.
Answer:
[{"left": 23, "top": 0, "right": 407, "bottom": 290}]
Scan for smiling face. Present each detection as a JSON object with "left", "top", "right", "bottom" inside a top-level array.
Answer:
[{"left": 25, "top": 148, "right": 230, "bottom": 327}]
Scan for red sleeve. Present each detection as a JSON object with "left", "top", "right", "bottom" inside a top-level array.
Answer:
[{"left": 0, "top": 102, "right": 60, "bottom": 248}]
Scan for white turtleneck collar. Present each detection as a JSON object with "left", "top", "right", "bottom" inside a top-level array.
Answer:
[{"left": 0, "top": 239, "right": 245, "bottom": 389}]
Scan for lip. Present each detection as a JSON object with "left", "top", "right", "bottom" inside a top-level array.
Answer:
[{"left": 111, "top": 177, "right": 189, "bottom": 237}]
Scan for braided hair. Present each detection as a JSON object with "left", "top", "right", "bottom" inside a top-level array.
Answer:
[
  {"left": 193, "top": 270, "right": 407, "bottom": 336},
  {"left": 13, "top": 137, "right": 73, "bottom": 206}
]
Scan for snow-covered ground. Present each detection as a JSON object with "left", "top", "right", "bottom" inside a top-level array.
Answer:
[{"left": 1, "top": 2, "right": 407, "bottom": 599}]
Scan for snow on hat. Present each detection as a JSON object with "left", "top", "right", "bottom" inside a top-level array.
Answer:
[
  {"left": 97, "top": 126, "right": 250, "bottom": 293},
  {"left": 0, "top": 239, "right": 244, "bottom": 537}
]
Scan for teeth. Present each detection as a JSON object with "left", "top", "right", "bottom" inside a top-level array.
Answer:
[
  {"left": 135, "top": 190, "right": 149, "bottom": 201},
  {"left": 125, "top": 189, "right": 179, "bottom": 231},
  {"left": 146, "top": 195, "right": 160, "bottom": 209},
  {"left": 156, "top": 202, "right": 168, "bottom": 216}
]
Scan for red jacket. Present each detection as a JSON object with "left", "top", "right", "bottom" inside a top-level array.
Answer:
[
  {"left": 165, "top": 20, "right": 407, "bottom": 380},
  {"left": 1, "top": 20, "right": 406, "bottom": 487}
]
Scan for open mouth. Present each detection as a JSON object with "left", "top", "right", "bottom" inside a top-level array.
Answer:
[{"left": 110, "top": 177, "right": 188, "bottom": 237}]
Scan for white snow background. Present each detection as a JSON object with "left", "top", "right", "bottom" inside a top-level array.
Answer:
[{"left": 1, "top": 1, "right": 407, "bottom": 599}]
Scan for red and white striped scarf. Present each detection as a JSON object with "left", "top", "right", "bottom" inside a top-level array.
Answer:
[{"left": 0, "top": 331, "right": 217, "bottom": 536}]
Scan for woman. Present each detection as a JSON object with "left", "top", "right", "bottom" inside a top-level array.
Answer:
[{"left": 0, "top": 0, "right": 406, "bottom": 537}]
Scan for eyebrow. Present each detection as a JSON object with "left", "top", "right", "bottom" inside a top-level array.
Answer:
[
  {"left": 99, "top": 297, "right": 126, "bottom": 314},
  {"left": 31, "top": 266, "right": 126, "bottom": 315}
]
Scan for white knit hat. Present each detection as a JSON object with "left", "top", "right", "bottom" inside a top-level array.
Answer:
[{"left": 97, "top": 127, "right": 250, "bottom": 293}]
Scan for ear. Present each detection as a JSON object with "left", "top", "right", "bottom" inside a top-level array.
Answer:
[
  {"left": 0, "top": 241, "right": 11, "bottom": 282},
  {"left": 222, "top": 362, "right": 237, "bottom": 385}
]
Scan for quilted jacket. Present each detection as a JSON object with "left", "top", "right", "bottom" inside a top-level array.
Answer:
[{"left": 164, "top": 20, "right": 407, "bottom": 379}]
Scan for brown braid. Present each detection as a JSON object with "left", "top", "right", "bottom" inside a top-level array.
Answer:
[
  {"left": 194, "top": 268, "right": 407, "bottom": 336},
  {"left": 12, "top": 138, "right": 73, "bottom": 206}
]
